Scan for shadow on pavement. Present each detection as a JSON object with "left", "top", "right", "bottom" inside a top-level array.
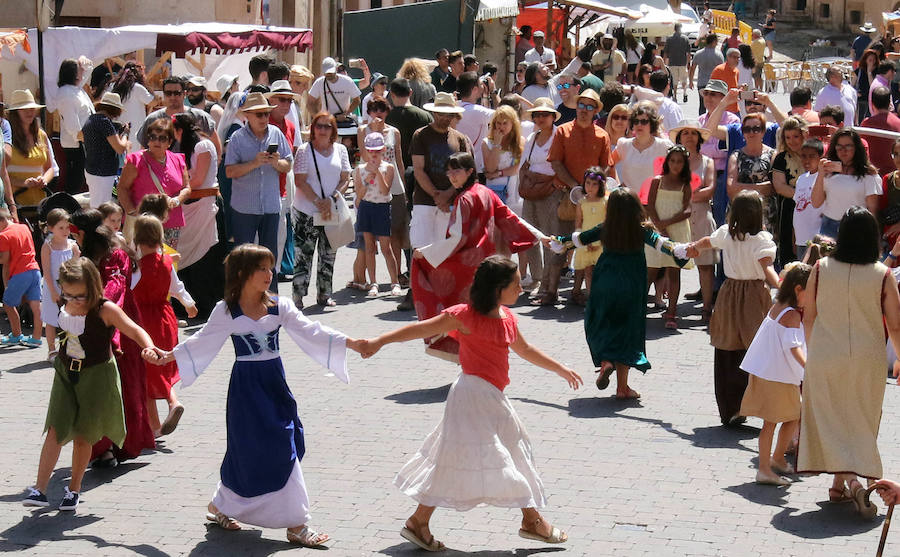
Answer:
[
  {"left": 0, "top": 512, "right": 168, "bottom": 556},
  {"left": 187, "top": 526, "right": 303, "bottom": 556},
  {"left": 378, "top": 542, "right": 567, "bottom": 556},
  {"left": 770, "top": 503, "right": 884, "bottom": 539},
  {"left": 6, "top": 360, "right": 52, "bottom": 374},
  {"left": 385, "top": 384, "right": 451, "bottom": 405},
  {"left": 724, "top": 481, "right": 792, "bottom": 507},
  {"left": 373, "top": 309, "right": 418, "bottom": 322}
]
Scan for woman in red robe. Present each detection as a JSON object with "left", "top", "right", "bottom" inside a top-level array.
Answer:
[{"left": 411, "top": 152, "right": 544, "bottom": 361}]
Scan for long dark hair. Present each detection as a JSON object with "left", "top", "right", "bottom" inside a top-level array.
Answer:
[
  {"left": 470, "top": 255, "right": 518, "bottom": 315},
  {"left": 662, "top": 146, "right": 692, "bottom": 186},
  {"left": 9, "top": 108, "right": 42, "bottom": 154},
  {"left": 601, "top": 187, "right": 648, "bottom": 252},
  {"left": 71, "top": 209, "right": 119, "bottom": 265},
  {"left": 112, "top": 62, "right": 146, "bottom": 102},
  {"left": 446, "top": 152, "right": 477, "bottom": 190},
  {"left": 224, "top": 244, "right": 276, "bottom": 309},
  {"left": 832, "top": 206, "right": 880, "bottom": 264},
  {"left": 172, "top": 113, "right": 202, "bottom": 170},
  {"left": 728, "top": 190, "right": 764, "bottom": 240},
  {"left": 738, "top": 44, "right": 756, "bottom": 70},
  {"left": 57, "top": 59, "right": 79, "bottom": 88},
  {"left": 523, "top": 63, "right": 541, "bottom": 88},
  {"left": 825, "top": 128, "right": 878, "bottom": 178}
]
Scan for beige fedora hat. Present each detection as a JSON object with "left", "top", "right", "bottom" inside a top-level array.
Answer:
[
  {"left": 240, "top": 92, "right": 275, "bottom": 113},
  {"left": 96, "top": 91, "right": 125, "bottom": 111},
  {"left": 668, "top": 119, "right": 711, "bottom": 143},
  {"left": 423, "top": 91, "right": 464, "bottom": 114},
  {"left": 8, "top": 89, "right": 44, "bottom": 111},
  {"left": 526, "top": 97, "right": 561, "bottom": 121}
]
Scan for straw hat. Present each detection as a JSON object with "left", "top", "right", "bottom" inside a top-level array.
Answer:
[
  {"left": 423, "top": 92, "right": 464, "bottom": 114},
  {"left": 240, "top": 92, "right": 274, "bottom": 113},
  {"left": 264, "top": 80, "right": 300, "bottom": 101},
  {"left": 576, "top": 88, "right": 603, "bottom": 112},
  {"left": 860, "top": 22, "right": 877, "bottom": 33},
  {"left": 7, "top": 89, "right": 44, "bottom": 111},
  {"left": 668, "top": 119, "right": 711, "bottom": 143},
  {"left": 96, "top": 92, "right": 125, "bottom": 111},
  {"left": 526, "top": 97, "right": 561, "bottom": 121}
]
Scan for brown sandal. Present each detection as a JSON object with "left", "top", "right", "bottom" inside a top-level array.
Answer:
[
  {"left": 401, "top": 518, "right": 445, "bottom": 552},
  {"left": 206, "top": 511, "right": 241, "bottom": 530},
  {"left": 518, "top": 517, "right": 568, "bottom": 544},
  {"left": 530, "top": 293, "right": 558, "bottom": 307}
]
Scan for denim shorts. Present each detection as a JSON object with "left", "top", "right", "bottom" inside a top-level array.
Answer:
[
  {"left": 357, "top": 200, "right": 391, "bottom": 237},
  {"left": 3, "top": 269, "right": 42, "bottom": 306}
]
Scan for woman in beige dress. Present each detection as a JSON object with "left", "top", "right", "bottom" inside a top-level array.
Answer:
[{"left": 799, "top": 207, "right": 900, "bottom": 518}]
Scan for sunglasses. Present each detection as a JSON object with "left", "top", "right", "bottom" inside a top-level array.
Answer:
[
  {"left": 741, "top": 125, "right": 763, "bottom": 133},
  {"left": 556, "top": 83, "right": 573, "bottom": 90},
  {"left": 632, "top": 118, "right": 651, "bottom": 126},
  {"left": 576, "top": 103, "right": 597, "bottom": 110},
  {"left": 314, "top": 122, "right": 333, "bottom": 130},
  {"left": 147, "top": 133, "right": 170, "bottom": 143},
  {"left": 163, "top": 89, "right": 184, "bottom": 96},
  {"left": 610, "top": 114, "right": 629, "bottom": 121}
]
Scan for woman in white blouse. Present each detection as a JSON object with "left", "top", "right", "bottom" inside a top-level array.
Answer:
[
  {"left": 811, "top": 128, "right": 881, "bottom": 238},
  {"left": 292, "top": 113, "right": 352, "bottom": 309},
  {"left": 610, "top": 102, "right": 673, "bottom": 193}
]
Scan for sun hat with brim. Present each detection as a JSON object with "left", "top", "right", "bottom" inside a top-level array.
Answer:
[
  {"left": 96, "top": 92, "right": 125, "bottom": 111},
  {"left": 423, "top": 91, "right": 464, "bottom": 114},
  {"left": 860, "top": 22, "right": 877, "bottom": 33},
  {"left": 216, "top": 74, "right": 239, "bottom": 97},
  {"left": 240, "top": 92, "right": 274, "bottom": 112},
  {"left": 187, "top": 76, "right": 207, "bottom": 88},
  {"left": 526, "top": 97, "right": 561, "bottom": 121},
  {"left": 576, "top": 88, "right": 604, "bottom": 112},
  {"left": 8, "top": 89, "right": 44, "bottom": 111},
  {"left": 364, "top": 132, "right": 386, "bottom": 151},
  {"left": 264, "top": 80, "right": 300, "bottom": 101},
  {"left": 702, "top": 79, "right": 729, "bottom": 95},
  {"left": 668, "top": 119, "right": 711, "bottom": 143}
]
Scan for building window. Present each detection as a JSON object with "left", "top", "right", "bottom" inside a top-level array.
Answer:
[
  {"left": 371, "top": 0, "right": 382, "bottom": 7},
  {"left": 849, "top": 10, "right": 862, "bottom": 24},
  {"left": 819, "top": 3, "right": 830, "bottom": 17}
]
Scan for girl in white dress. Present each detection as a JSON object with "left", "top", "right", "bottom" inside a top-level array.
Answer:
[
  {"left": 40, "top": 208, "right": 80, "bottom": 361},
  {"left": 152, "top": 244, "right": 365, "bottom": 547}
]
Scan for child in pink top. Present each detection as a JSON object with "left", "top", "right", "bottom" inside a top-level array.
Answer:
[{"left": 362, "top": 255, "right": 582, "bottom": 552}]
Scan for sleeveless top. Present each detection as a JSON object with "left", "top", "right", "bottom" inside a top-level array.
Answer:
[
  {"left": 58, "top": 299, "right": 114, "bottom": 369},
  {"left": 46, "top": 237, "right": 76, "bottom": 283},
  {"left": 736, "top": 146, "right": 777, "bottom": 231},
  {"left": 356, "top": 161, "right": 393, "bottom": 203},
  {"left": 483, "top": 137, "right": 517, "bottom": 191},
  {"left": 8, "top": 129, "right": 51, "bottom": 206},
  {"left": 362, "top": 124, "right": 403, "bottom": 195}
]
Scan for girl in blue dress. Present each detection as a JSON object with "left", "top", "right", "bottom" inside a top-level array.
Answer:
[{"left": 152, "top": 244, "right": 364, "bottom": 547}]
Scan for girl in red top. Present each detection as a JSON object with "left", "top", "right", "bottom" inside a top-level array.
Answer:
[
  {"left": 131, "top": 215, "right": 197, "bottom": 438},
  {"left": 362, "top": 255, "right": 583, "bottom": 552}
]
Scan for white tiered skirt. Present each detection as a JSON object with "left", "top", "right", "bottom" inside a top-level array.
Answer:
[{"left": 394, "top": 373, "right": 547, "bottom": 511}]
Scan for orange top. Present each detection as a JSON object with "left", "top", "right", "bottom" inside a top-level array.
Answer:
[
  {"left": 0, "top": 222, "right": 39, "bottom": 277},
  {"left": 547, "top": 120, "right": 613, "bottom": 188},
  {"left": 444, "top": 303, "right": 518, "bottom": 391},
  {"left": 710, "top": 63, "right": 740, "bottom": 113}
]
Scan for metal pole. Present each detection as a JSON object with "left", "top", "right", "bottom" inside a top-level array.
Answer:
[{"left": 37, "top": 28, "right": 45, "bottom": 126}]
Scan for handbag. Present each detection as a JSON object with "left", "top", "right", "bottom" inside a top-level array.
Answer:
[
  {"left": 309, "top": 146, "right": 355, "bottom": 247},
  {"left": 324, "top": 79, "right": 355, "bottom": 129},
  {"left": 518, "top": 138, "right": 556, "bottom": 200},
  {"left": 557, "top": 190, "right": 577, "bottom": 221}
]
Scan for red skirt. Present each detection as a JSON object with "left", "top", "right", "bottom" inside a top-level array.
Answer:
[{"left": 139, "top": 300, "right": 180, "bottom": 400}]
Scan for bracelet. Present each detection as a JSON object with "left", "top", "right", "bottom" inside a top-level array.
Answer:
[{"left": 887, "top": 253, "right": 898, "bottom": 261}]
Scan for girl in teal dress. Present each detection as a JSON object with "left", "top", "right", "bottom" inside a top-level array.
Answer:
[{"left": 551, "top": 186, "right": 689, "bottom": 399}]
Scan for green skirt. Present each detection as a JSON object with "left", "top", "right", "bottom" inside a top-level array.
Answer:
[{"left": 44, "top": 357, "right": 126, "bottom": 447}]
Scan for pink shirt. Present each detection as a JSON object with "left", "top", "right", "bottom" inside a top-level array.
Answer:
[
  {"left": 125, "top": 150, "right": 187, "bottom": 228},
  {"left": 444, "top": 303, "right": 519, "bottom": 391},
  {"left": 698, "top": 110, "right": 740, "bottom": 171}
]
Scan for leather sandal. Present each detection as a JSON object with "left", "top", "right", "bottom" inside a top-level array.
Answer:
[
  {"left": 206, "top": 511, "right": 241, "bottom": 530},
  {"left": 401, "top": 518, "right": 445, "bottom": 552},
  {"left": 287, "top": 525, "right": 330, "bottom": 547},
  {"left": 518, "top": 517, "right": 568, "bottom": 544}
]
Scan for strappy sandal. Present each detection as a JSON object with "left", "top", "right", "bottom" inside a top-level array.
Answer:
[
  {"left": 287, "top": 525, "right": 330, "bottom": 547},
  {"left": 530, "top": 293, "right": 558, "bottom": 307},
  {"left": 206, "top": 511, "right": 241, "bottom": 530},
  {"left": 400, "top": 519, "right": 445, "bottom": 552},
  {"left": 518, "top": 517, "right": 568, "bottom": 544},
  {"left": 828, "top": 487, "right": 853, "bottom": 503}
]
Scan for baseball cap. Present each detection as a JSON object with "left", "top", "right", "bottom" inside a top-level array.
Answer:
[
  {"left": 322, "top": 57, "right": 338, "bottom": 75},
  {"left": 364, "top": 132, "right": 386, "bottom": 151},
  {"left": 533, "top": 30, "right": 545, "bottom": 38}
]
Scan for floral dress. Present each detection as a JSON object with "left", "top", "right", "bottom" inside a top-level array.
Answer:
[{"left": 735, "top": 146, "right": 776, "bottom": 233}]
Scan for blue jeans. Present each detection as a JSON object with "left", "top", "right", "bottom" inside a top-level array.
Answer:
[
  {"left": 819, "top": 216, "right": 840, "bottom": 239},
  {"left": 231, "top": 210, "right": 280, "bottom": 289}
]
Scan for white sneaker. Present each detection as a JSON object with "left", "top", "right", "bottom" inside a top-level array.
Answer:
[{"left": 367, "top": 284, "right": 379, "bottom": 298}]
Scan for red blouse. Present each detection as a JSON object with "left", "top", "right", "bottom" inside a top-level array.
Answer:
[{"left": 443, "top": 303, "right": 518, "bottom": 391}]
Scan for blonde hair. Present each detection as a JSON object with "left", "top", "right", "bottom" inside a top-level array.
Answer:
[
  {"left": 489, "top": 105, "right": 523, "bottom": 159},
  {"left": 133, "top": 214, "right": 164, "bottom": 248},
  {"left": 604, "top": 103, "right": 631, "bottom": 140},
  {"left": 396, "top": 58, "right": 432, "bottom": 84},
  {"left": 289, "top": 64, "right": 314, "bottom": 82}
]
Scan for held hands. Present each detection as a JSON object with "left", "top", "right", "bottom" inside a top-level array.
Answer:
[
  {"left": 186, "top": 305, "right": 198, "bottom": 319},
  {"left": 556, "top": 367, "right": 583, "bottom": 390},
  {"left": 141, "top": 346, "right": 170, "bottom": 364},
  {"left": 685, "top": 243, "right": 701, "bottom": 259},
  {"left": 351, "top": 338, "right": 383, "bottom": 359}
]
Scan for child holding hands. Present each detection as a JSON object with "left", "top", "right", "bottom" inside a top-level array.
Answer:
[
  {"left": 360, "top": 255, "right": 581, "bottom": 551},
  {"left": 571, "top": 167, "right": 608, "bottom": 306}
]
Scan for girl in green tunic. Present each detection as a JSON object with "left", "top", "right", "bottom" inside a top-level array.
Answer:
[
  {"left": 550, "top": 187, "right": 689, "bottom": 399},
  {"left": 22, "top": 257, "right": 162, "bottom": 512}
]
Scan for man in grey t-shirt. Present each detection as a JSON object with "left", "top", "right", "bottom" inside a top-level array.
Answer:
[
  {"left": 690, "top": 34, "right": 725, "bottom": 115},
  {"left": 665, "top": 24, "right": 692, "bottom": 103}
]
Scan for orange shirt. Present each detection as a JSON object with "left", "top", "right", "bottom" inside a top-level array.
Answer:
[
  {"left": 0, "top": 222, "right": 39, "bottom": 277},
  {"left": 710, "top": 63, "right": 740, "bottom": 113},
  {"left": 547, "top": 120, "right": 613, "bottom": 187}
]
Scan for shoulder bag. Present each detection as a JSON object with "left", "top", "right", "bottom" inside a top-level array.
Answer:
[
  {"left": 324, "top": 79, "right": 355, "bottom": 129},
  {"left": 518, "top": 136, "right": 556, "bottom": 200},
  {"left": 310, "top": 146, "right": 355, "bottom": 247}
]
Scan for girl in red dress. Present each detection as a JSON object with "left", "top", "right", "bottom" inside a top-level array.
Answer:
[{"left": 131, "top": 215, "right": 197, "bottom": 437}]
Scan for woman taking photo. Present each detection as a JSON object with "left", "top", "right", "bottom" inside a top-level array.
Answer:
[
  {"left": 726, "top": 112, "right": 776, "bottom": 232},
  {"left": 771, "top": 117, "right": 809, "bottom": 265},
  {"left": 6, "top": 90, "right": 57, "bottom": 207},
  {"left": 82, "top": 92, "right": 130, "bottom": 208},
  {"left": 811, "top": 128, "right": 881, "bottom": 237},
  {"left": 799, "top": 207, "right": 900, "bottom": 518},
  {"left": 293, "top": 112, "right": 352, "bottom": 309},
  {"left": 117, "top": 118, "right": 191, "bottom": 247}
]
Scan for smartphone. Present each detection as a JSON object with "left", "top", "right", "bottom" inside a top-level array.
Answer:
[
  {"left": 739, "top": 90, "right": 757, "bottom": 101},
  {"left": 825, "top": 160, "right": 842, "bottom": 173},
  {"left": 266, "top": 143, "right": 278, "bottom": 154},
  {"left": 348, "top": 58, "right": 363, "bottom": 69}
]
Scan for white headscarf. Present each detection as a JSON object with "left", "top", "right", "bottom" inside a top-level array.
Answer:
[{"left": 217, "top": 91, "right": 248, "bottom": 143}]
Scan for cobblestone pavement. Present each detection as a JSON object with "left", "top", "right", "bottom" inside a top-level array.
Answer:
[{"left": 2, "top": 92, "right": 897, "bottom": 557}]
